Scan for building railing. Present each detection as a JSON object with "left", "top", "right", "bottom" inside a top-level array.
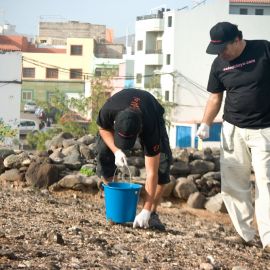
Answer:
[
  {"left": 136, "top": 13, "right": 164, "bottom": 21},
  {"left": 145, "top": 49, "right": 163, "bottom": 54}
]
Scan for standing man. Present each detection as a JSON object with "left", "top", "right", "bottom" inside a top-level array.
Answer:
[
  {"left": 197, "top": 22, "right": 270, "bottom": 251},
  {"left": 96, "top": 88, "right": 172, "bottom": 231}
]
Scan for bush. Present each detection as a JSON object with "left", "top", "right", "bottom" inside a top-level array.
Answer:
[
  {"left": 26, "top": 128, "right": 61, "bottom": 150},
  {"left": 80, "top": 167, "right": 95, "bottom": 177}
]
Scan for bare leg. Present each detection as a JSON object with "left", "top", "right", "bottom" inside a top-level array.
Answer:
[{"left": 151, "top": 184, "right": 165, "bottom": 212}]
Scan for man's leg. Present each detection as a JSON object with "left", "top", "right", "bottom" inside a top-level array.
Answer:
[
  {"left": 95, "top": 134, "right": 117, "bottom": 191},
  {"left": 249, "top": 127, "right": 270, "bottom": 248},
  {"left": 148, "top": 149, "right": 171, "bottom": 231},
  {"left": 221, "top": 124, "right": 256, "bottom": 242},
  {"left": 151, "top": 184, "right": 165, "bottom": 212}
]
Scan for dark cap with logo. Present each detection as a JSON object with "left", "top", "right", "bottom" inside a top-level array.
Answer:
[
  {"left": 206, "top": 22, "right": 240, "bottom": 55},
  {"left": 114, "top": 108, "right": 142, "bottom": 150}
]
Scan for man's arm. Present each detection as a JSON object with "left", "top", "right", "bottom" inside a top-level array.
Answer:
[
  {"left": 98, "top": 127, "right": 119, "bottom": 154},
  {"left": 201, "top": 92, "right": 223, "bottom": 125},
  {"left": 143, "top": 154, "right": 160, "bottom": 211}
]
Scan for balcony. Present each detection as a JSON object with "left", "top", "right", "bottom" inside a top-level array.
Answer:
[
  {"left": 136, "top": 13, "right": 163, "bottom": 21},
  {"left": 145, "top": 49, "right": 162, "bottom": 54}
]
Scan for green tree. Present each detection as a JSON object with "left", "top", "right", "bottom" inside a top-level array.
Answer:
[{"left": 0, "top": 118, "right": 17, "bottom": 145}]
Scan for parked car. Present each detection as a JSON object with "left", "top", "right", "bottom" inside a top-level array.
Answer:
[
  {"left": 19, "top": 119, "right": 39, "bottom": 135},
  {"left": 24, "top": 101, "right": 37, "bottom": 113}
]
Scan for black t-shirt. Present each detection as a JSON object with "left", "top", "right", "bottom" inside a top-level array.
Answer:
[
  {"left": 207, "top": 40, "right": 270, "bottom": 128},
  {"left": 97, "top": 88, "right": 165, "bottom": 156}
]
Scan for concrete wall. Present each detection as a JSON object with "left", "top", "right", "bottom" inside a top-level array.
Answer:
[
  {"left": 0, "top": 51, "right": 21, "bottom": 145},
  {"left": 39, "top": 21, "right": 106, "bottom": 41}
]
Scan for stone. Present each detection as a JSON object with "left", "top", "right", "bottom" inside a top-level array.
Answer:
[
  {"left": 25, "top": 161, "right": 60, "bottom": 188},
  {"left": 162, "top": 175, "right": 176, "bottom": 197},
  {"left": 187, "top": 191, "right": 206, "bottom": 209},
  {"left": 170, "top": 161, "right": 190, "bottom": 176},
  {"left": 189, "top": 160, "right": 215, "bottom": 175},
  {"left": 173, "top": 177, "right": 198, "bottom": 200},
  {"left": 205, "top": 193, "right": 227, "bottom": 213}
]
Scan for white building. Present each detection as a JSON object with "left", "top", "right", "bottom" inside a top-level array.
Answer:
[
  {"left": 134, "top": 0, "right": 270, "bottom": 148},
  {"left": 0, "top": 51, "right": 21, "bottom": 146}
]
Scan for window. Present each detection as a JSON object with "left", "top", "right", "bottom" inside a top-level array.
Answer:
[
  {"left": 22, "top": 90, "right": 33, "bottom": 101},
  {"left": 70, "top": 45, "right": 83, "bottom": 55},
  {"left": 156, "top": 40, "right": 162, "bottom": 53},
  {"left": 165, "top": 91, "right": 169, "bottom": 101},
  {"left": 70, "top": 69, "right": 83, "bottom": 79},
  {"left": 95, "top": 68, "right": 102, "bottom": 76},
  {"left": 23, "top": 68, "right": 35, "bottom": 78},
  {"left": 46, "top": 68, "right": 58, "bottom": 79},
  {"left": 240, "top": 8, "right": 248, "bottom": 15},
  {"left": 166, "top": 54, "right": 171, "bottom": 65},
  {"left": 136, "top": 73, "right": 142, "bottom": 84},
  {"left": 137, "top": 40, "right": 143, "bottom": 51},
  {"left": 255, "top": 9, "right": 264, "bottom": 15},
  {"left": 168, "top": 16, "right": 172, "bottom": 27},
  {"left": 47, "top": 92, "right": 56, "bottom": 103}
]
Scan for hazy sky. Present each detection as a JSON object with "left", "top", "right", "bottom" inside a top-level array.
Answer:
[{"left": 0, "top": 0, "right": 194, "bottom": 38}]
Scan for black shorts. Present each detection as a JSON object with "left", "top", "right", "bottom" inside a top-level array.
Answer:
[{"left": 95, "top": 133, "right": 172, "bottom": 185}]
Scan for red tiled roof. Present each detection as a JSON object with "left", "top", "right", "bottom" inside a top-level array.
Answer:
[
  {"left": 0, "top": 35, "right": 28, "bottom": 51},
  {"left": 230, "top": 0, "right": 270, "bottom": 3},
  {"left": 0, "top": 35, "right": 66, "bottom": 53},
  {"left": 0, "top": 44, "right": 21, "bottom": 51}
]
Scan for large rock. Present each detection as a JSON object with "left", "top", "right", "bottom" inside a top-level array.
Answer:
[
  {"left": 50, "top": 174, "right": 98, "bottom": 191},
  {"left": 0, "top": 158, "right": 5, "bottom": 174},
  {"left": 172, "top": 148, "right": 190, "bottom": 163},
  {"left": 79, "top": 145, "right": 95, "bottom": 160},
  {"left": 173, "top": 177, "right": 198, "bottom": 200},
  {"left": 187, "top": 192, "right": 206, "bottom": 209},
  {"left": 205, "top": 193, "right": 227, "bottom": 213},
  {"left": 162, "top": 175, "right": 176, "bottom": 197},
  {"left": 0, "top": 168, "right": 24, "bottom": 185},
  {"left": 77, "top": 134, "right": 95, "bottom": 145},
  {"left": 47, "top": 132, "right": 74, "bottom": 149},
  {"left": 3, "top": 152, "right": 29, "bottom": 169},
  {"left": 25, "top": 161, "right": 60, "bottom": 188},
  {"left": 127, "top": 156, "right": 145, "bottom": 168},
  {"left": 189, "top": 160, "right": 215, "bottom": 175},
  {"left": 170, "top": 161, "right": 190, "bottom": 176},
  {"left": 0, "top": 148, "right": 15, "bottom": 159}
]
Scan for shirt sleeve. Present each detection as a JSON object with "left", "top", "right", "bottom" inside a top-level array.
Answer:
[
  {"left": 207, "top": 60, "right": 226, "bottom": 93},
  {"left": 96, "top": 107, "right": 114, "bottom": 130}
]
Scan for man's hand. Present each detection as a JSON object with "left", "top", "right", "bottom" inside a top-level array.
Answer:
[
  {"left": 196, "top": 123, "right": 210, "bottom": 139},
  {"left": 133, "top": 209, "right": 151, "bottom": 229},
  {"left": 114, "top": 149, "right": 127, "bottom": 167}
]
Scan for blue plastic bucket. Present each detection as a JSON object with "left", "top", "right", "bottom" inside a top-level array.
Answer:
[{"left": 103, "top": 182, "right": 142, "bottom": 223}]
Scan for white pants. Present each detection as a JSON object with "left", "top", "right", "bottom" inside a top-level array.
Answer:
[{"left": 221, "top": 121, "right": 270, "bottom": 247}]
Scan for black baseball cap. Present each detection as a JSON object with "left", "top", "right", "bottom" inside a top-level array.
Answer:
[
  {"left": 206, "top": 22, "right": 240, "bottom": 54},
  {"left": 114, "top": 108, "right": 142, "bottom": 150}
]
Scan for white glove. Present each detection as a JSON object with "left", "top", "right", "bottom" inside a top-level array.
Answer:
[
  {"left": 133, "top": 209, "right": 151, "bottom": 229},
  {"left": 196, "top": 123, "right": 210, "bottom": 140},
  {"left": 114, "top": 149, "right": 127, "bottom": 167}
]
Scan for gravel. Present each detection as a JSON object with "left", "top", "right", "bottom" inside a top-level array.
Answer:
[{"left": 0, "top": 188, "right": 269, "bottom": 270}]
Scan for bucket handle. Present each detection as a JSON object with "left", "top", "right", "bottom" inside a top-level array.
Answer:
[{"left": 112, "top": 165, "right": 132, "bottom": 183}]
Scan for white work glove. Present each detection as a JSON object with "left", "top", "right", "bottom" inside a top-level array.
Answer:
[
  {"left": 196, "top": 123, "right": 210, "bottom": 140},
  {"left": 114, "top": 149, "right": 127, "bottom": 167},
  {"left": 133, "top": 209, "right": 151, "bottom": 229}
]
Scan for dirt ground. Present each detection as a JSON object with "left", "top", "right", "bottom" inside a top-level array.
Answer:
[{"left": 0, "top": 188, "right": 269, "bottom": 270}]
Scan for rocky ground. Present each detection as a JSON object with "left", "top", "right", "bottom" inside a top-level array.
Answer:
[{"left": 0, "top": 187, "right": 269, "bottom": 270}]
